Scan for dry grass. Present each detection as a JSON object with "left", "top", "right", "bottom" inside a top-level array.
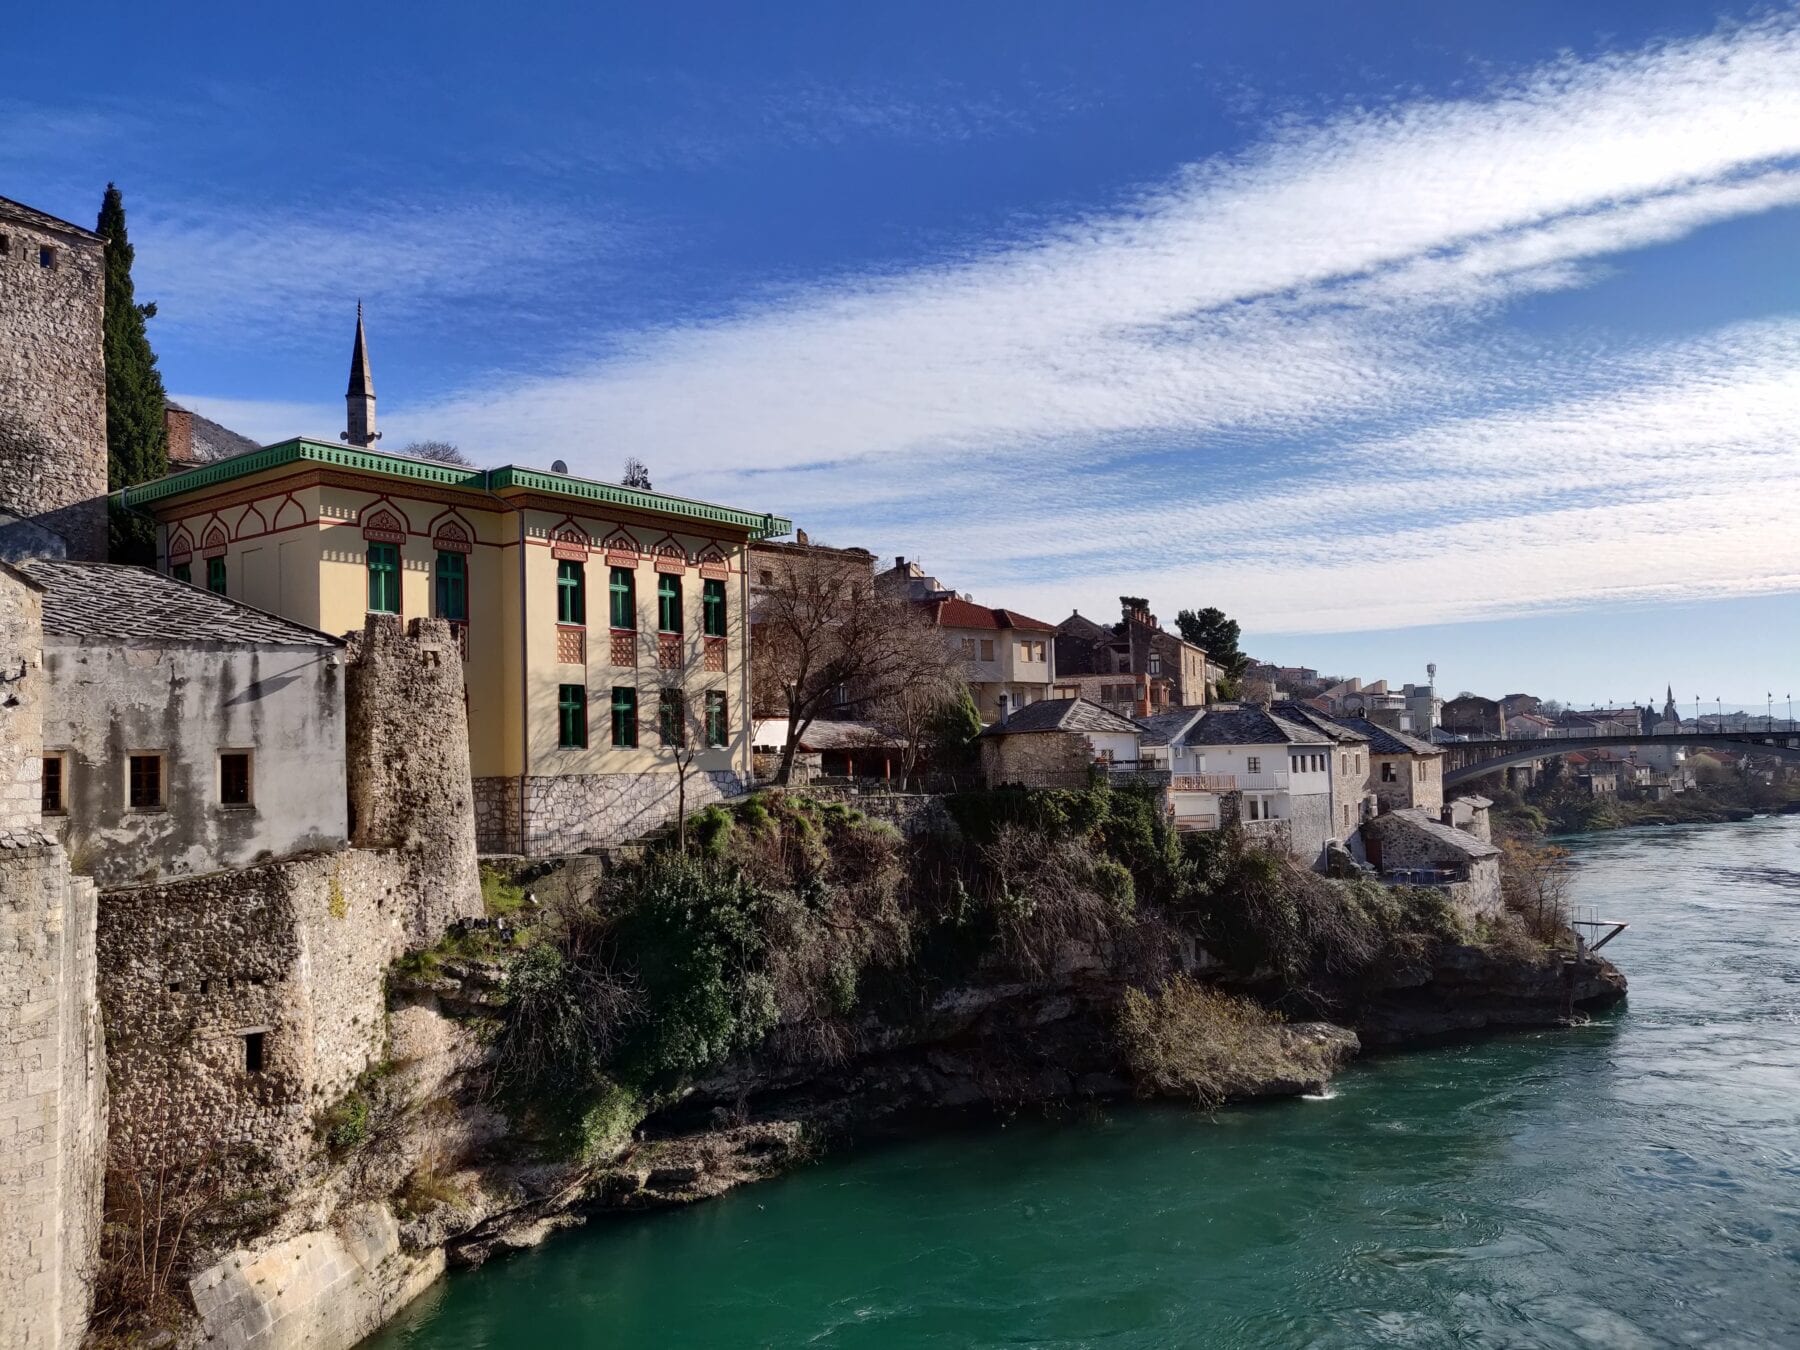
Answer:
[{"left": 1117, "top": 976, "right": 1314, "bottom": 1109}]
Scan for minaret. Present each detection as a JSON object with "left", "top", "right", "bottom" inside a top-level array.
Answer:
[
  {"left": 342, "top": 301, "right": 380, "bottom": 448},
  {"left": 1663, "top": 684, "right": 1679, "bottom": 725}
]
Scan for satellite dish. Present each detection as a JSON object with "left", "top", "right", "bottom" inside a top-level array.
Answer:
[{"left": 551, "top": 459, "right": 569, "bottom": 474}]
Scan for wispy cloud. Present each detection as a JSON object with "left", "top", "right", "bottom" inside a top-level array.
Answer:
[{"left": 198, "top": 17, "right": 1800, "bottom": 636}]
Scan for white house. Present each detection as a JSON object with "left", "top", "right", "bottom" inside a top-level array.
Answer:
[{"left": 1160, "top": 705, "right": 1336, "bottom": 863}]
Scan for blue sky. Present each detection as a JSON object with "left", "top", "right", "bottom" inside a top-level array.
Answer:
[{"left": 6, "top": 1, "right": 1800, "bottom": 705}]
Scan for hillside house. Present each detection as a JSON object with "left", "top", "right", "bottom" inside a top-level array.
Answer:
[
  {"left": 978, "top": 697, "right": 1145, "bottom": 789},
  {"left": 1056, "top": 601, "right": 1212, "bottom": 708},
  {"left": 1332, "top": 716, "right": 1445, "bottom": 814},
  {"left": 12, "top": 559, "right": 347, "bottom": 887},
  {"left": 1160, "top": 705, "right": 1336, "bottom": 863},
  {"left": 918, "top": 595, "right": 1057, "bottom": 722}
]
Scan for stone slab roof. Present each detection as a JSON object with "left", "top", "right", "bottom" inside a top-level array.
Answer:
[
  {"left": 0, "top": 194, "right": 103, "bottom": 241},
  {"left": 982, "top": 697, "right": 1144, "bottom": 738},
  {"left": 1134, "top": 707, "right": 1207, "bottom": 747},
  {"left": 1273, "top": 701, "right": 1371, "bottom": 743},
  {"left": 1369, "top": 808, "right": 1499, "bottom": 860},
  {"left": 17, "top": 560, "right": 341, "bottom": 648},
  {"left": 1177, "top": 705, "right": 1331, "bottom": 747},
  {"left": 1330, "top": 716, "right": 1441, "bottom": 757}
]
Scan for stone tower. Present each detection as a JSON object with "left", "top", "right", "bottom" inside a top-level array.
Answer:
[
  {"left": 341, "top": 302, "right": 380, "bottom": 449},
  {"left": 0, "top": 196, "right": 109, "bottom": 562}
]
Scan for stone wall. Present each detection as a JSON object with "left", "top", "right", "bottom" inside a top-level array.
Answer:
[
  {"left": 0, "top": 563, "right": 46, "bottom": 832},
  {"left": 97, "top": 850, "right": 419, "bottom": 1189},
  {"left": 516, "top": 768, "right": 747, "bottom": 854},
  {"left": 0, "top": 840, "right": 105, "bottom": 1350},
  {"left": 471, "top": 775, "right": 522, "bottom": 855},
  {"left": 980, "top": 731, "right": 1093, "bottom": 790},
  {"left": 0, "top": 203, "right": 108, "bottom": 563},
  {"left": 1286, "top": 790, "right": 1334, "bottom": 870},
  {"left": 344, "top": 615, "right": 481, "bottom": 937}
]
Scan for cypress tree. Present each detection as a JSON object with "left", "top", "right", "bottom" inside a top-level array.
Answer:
[{"left": 98, "top": 183, "right": 169, "bottom": 564}]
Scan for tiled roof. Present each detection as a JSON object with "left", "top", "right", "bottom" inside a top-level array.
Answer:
[
  {"left": 18, "top": 561, "right": 341, "bottom": 648},
  {"left": 1273, "top": 702, "right": 1370, "bottom": 743},
  {"left": 1330, "top": 716, "right": 1441, "bottom": 757},
  {"left": 1177, "top": 705, "right": 1332, "bottom": 747},
  {"left": 924, "top": 596, "right": 1057, "bottom": 633},
  {"left": 982, "top": 697, "right": 1145, "bottom": 738}
]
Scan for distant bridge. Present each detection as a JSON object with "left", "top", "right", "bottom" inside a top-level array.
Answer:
[{"left": 1442, "top": 731, "right": 1800, "bottom": 788}]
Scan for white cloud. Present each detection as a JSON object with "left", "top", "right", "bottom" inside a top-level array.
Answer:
[{"left": 185, "top": 16, "right": 1800, "bottom": 638}]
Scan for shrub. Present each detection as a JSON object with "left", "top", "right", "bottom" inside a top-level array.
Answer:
[
  {"left": 480, "top": 864, "right": 528, "bottom": 917},
  {"left": 1117, "top": 976, "right": 1302, "bottom": 1108}
]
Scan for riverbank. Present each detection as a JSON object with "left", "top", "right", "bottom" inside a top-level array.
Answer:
[
  {"left": 1490, "top": 777, "right": 1800, "bottom": 836},
  {"left": 118, "top": 786, "right": 1625, "bottom": 1350}
]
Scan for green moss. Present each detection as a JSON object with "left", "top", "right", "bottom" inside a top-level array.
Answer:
[
  {"left": 327, "top": 872, "right": 347, "bottom": 920},
  {"left": 574, "top": 1081, "right": 644, "bottom": 1163},
  {"left": 480, "top": 864, "right": 527, "bottom": 917}
]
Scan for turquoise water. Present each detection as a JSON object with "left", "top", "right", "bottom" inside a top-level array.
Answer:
[{"left": 366, "top": 816, "right": 1800, "bottom": 1348}]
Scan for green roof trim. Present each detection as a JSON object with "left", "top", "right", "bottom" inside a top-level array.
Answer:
[{"left": 113, "top": 438, "right": 793, "bottom": 540}]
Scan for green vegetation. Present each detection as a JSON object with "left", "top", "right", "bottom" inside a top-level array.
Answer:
[
  {"left": 481, "top": 863, "right": 529, "bottom": 917},
  {"left": 1482, "top": 762, "right": 1800, "bottom": 837},
  {"left": 97, "top": 183, "right": 170, "bottom": 564},
  {"left": 315, "top": 1061, "right": 400, "bottom": 1157},
  {"left": 1118, "top": 976, "right": 1303, "bottom": 1109}
]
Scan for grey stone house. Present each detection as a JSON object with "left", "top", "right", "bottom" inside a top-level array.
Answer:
[{"left": 17, "top": 559, "right": 348, "bottom": 886}]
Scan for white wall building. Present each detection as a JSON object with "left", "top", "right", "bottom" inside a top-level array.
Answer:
[{"left": 1160, "top": 705, "right": 1336, "bottom": 864}]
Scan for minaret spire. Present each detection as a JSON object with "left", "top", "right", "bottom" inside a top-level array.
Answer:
[{"left": 342, "top": 301, "right": 380, "bottom": 448}]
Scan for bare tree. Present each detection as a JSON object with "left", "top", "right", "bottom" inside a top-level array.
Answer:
[
  {"left": 622, "top": 457, "right": 653, "bottom": 489},
  {"left": 1499, "top": 835, "right": 1573, "bottom": 939},
  {"left": 866, "top": 654, "right": 969, "bottom": 787},
  {"left": 401, "top": 439, "right": 472, "bottom": 466},
  {"left": 752, "top": 546, "right": 963, "bottom": 786},
  {"left": 651, "top": 672, "right": 724, "bottom": 851}
]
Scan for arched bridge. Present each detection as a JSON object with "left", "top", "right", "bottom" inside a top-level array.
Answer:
[{"left": 1442, "top": 731, "right": 1800, "bottom": 788}]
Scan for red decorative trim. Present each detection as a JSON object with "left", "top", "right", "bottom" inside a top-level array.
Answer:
[
  {"left": 167, "top": 529, "right": 194, "bottom": 564},
  {"left": 606, "top": 550, "right": 639, "bottom": 567},
  {"left": 202, "top": 527, "right": 228, "bottom": 558},
  {"left": 699, "top": 562, "right": 729, "bottom": 580},
  {"left": 362, "top": 508, "right": 407, "bottom": 544},
  {"left": 601, "top": 531, "right": 639, "bottom": 558},
  {"left": 433, "top": 521, "right": 474, "bottom": 554},
  {"left": 233, "top": 503, "right": 269, "bottom": 540},
  {"left": 655, "top": 557, "right": 687, "bottom": 576}
]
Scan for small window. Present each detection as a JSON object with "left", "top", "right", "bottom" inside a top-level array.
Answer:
[
  {"left": 705, "top": 690, "right": 728, "bottom": 747},
  {"left": 41, "top": 754, "right": 65, "bottom": 814},
  {"left": 171, "top": 562, "right": 192, "bottom": 585},
  {"left": 38, "top": 244, "right": 56, "bottom": 269},
  {"left": 657, "top": 575, "right": 682, "bottom": 633},
  {"left": 659, "top": 688, "right": 686, "bottom": 747},
  {"left": 979, "top": 639, "right": 994, "bottom": 662},
  {"left": 128, "top": 754, "right": 164, "bottom": 810},
  {"left": 0, "top": 233, "right": 9, "bottom": 254},
  {"left": 610, "top": 567, "right": 636, "bottom": 630},
  {"left": 961, "top": 638, "right": 977, "bottom": 659},
  {"left": 702, "top": 578, "right": 726, "bottom": 637},
  {"left": 434, "top": 551, "right": 467, "bottom": 622},
  {"left": 244, "top": 1032, "right": 265, "bottom": 1074},
  {"left": 758, "top": 569, "right": 773, "bottom": 586},
  {"left": 1246, "top": 756, "right": 1261, "bottom": 775},
  {"left": 557, "top": 684, "right": 588, "bottom": 749},
  {"left": 1382, "top": 761, "right": 1398, "bottom": 782},
  {"left": 367, "top": 543, "right": 400, "bottom": 614},
  {"left": 611, "top": 687, "right": 638, "bottom": 747},
  {"left": 206, "top": 557, "right": 227, "bottom": 595},
  {"left": 219, "top": 752, "right": 252, "bottom": 807},
  {"left": 558, "top": 560, "right": 586, "bottom": 625}
]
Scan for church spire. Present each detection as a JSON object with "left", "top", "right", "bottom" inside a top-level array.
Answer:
[{"left": 342, "top": 301, "right": 380, "bottom": 448}]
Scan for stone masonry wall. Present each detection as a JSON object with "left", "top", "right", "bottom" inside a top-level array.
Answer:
[
  {"left": 471, "top": 775, "right": 521, "bottom": 855},
  {"left": 519, "top": 768, "right": 747, "bottom": 855},
  {"left": 0, "top": 841, "right": 105, "bottom": 1350},
  {"left": 344, "top": 615, "right": 481, "bottom": 938},
  {"left": 980, "top": 732, "right": 1094, "bottom": 790},
  {"left": 0, "top": 563, "right": 46, "bottom": 832},
  {"left": 97, "top": 850, "right": 417, "bottom": 1190},
  {"left": 0, "top": 204, "right": 108, "bottom": 563}
]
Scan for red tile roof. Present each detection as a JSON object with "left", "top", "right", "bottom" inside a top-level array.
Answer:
[{"left": 922, "top": 596, "right": 1056, "bottom": 633}]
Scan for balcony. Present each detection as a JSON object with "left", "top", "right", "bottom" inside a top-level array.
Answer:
[
  {"left": 1170, "top": 773, "right": 1236, "bottom": 792},
  {"left": 447, "top": 621, "right": 469, "bottom": 661},
  {"left": 704, "top": 636, "right": 727, "bottom": 673},
  {"left": 657, "top": 634, "right": 683, "bottom": 670},
  {"left": 555, "top": 625, "right": 586, "bottom": 666},
  {"left": 610, "top": 630, "right": 638, "bottom": 668}
]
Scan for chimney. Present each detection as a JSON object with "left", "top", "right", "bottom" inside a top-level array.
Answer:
[
  {"left": 894, "top": 555, "right": 906, "bottom": 570},
  {"left": 164, "top": 405, "right": 195, "bottom": 465},
  {"left": 1137, "top": 671, "right": 1152, "bottom": 720}
]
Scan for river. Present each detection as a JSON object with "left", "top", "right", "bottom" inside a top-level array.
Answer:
[{"left": 365, "top": 815, "right": 1800, "bottom": 1348}]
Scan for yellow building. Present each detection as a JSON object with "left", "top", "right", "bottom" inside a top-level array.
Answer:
[{"left": 115, "top": 439, "right": 790, "bottom": 854}]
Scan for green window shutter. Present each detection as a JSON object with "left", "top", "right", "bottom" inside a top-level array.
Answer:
[
  {"left": 557, "top": 560, "right": 586, "bottom": 625},
  {"left": 609, "top": 567, "right": 635, "bottom": 630},
  {"left": 705, "top": 690, "right": 728, "bottom": 747},
  {"left": 172, "top": 563, "right": 191, "bottom": 585},
  {"left": 558, "top": 684, "right": 588, "bottom": 748},
  {"left": 658, "top": 575, "right": 682, "bottom": 633},
  {"left": 702, "top": 578, "right": 726, "bottom": 637},
  {"left": 367, "top": 544, "right": 400, "bottom": 613},
  {"left": 435, "top": 551, "right": 467, "bottom": 621},
  {"left": 206, "top": 557, "right": 227, "bottom": 594},
  {"left": 659, "top": 688, "right": 685, "bottom": 746},
  {"left": 611, "top": 687, "right": 638, "bottom": 747}
]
